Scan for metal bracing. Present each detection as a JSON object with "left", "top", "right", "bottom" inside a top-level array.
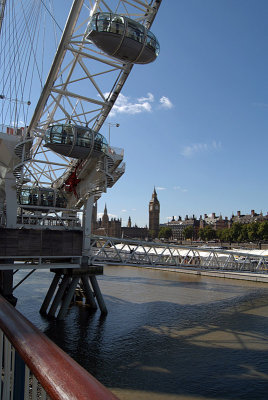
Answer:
[
  {"left": 23, "top": 0, "right": 162, "bottom": 190},
  {"left": 0, "top": 0, "right": 163, "bottom": 319},
  {"left": 0, "top": 0, "right": 162, "bottom": 234},
  {"left": 89, "top": 236, "right": 268, "bottom": 273}
]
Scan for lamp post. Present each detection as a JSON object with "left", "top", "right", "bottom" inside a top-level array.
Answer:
[{"left": 108, "top": 122, "right": 120, "bottom": 144}]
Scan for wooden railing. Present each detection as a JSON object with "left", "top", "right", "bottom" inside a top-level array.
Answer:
[{"left": 0, "top": 295, "right": 118, "bottom": 400}]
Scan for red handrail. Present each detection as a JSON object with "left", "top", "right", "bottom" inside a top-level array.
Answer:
[{"left": 0, "top": 295, "right": 119, "bottom": 400}]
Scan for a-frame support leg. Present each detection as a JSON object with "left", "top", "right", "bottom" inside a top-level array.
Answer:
[
  {"left": 81, "top": 276, "right": 97, "bottom": 309},
  {"left": 48, "top": 275, "right": 70, "bottom": 318},
  {"left": 57, "top": 276, "right": 80, "bottom": 320},
  {"left": 39, "top": 265, "right": 106, "bottom": 320},
  {"left": 39, "top": 273, "right": 61, "bottom": 315},
  {"left": 89, "top": 276, "right": 107, "bottom": 315}
]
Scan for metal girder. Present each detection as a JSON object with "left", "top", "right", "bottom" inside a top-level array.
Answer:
[
  {"left": 89, "top": 235, "right": 268, "bottom": 273},
  {"left": 24, "top": 0, "right": 162, "bottom": 188}
]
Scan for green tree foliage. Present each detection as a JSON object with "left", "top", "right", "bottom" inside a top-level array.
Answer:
[
  {"left": 183, "top": 226, "right": 194, "bottom": 240},
  {"left": 238, "top": 224, "right": 248, "bottom": 242},
  {"left": 199, "top": 225, "right": 216, "bottom": 241},
  {"left": 257, "top": 221, "right": 268, "bottom": 240},
  {"left": 217, "top": 228, "right": 232, "bottom": 243},
  {"left": 158, "top": 227, "right": 172, "bottom": 239},
  {"left": 247, "top": 222, "right": 260, "bottom": 242},
  {"left": 215, "top": 221, "right": 268, "bottom": 243},
  {"left": 230, "top": 223, "right": 242, "bottom": 242}
]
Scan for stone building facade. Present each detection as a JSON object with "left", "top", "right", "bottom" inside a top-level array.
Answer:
[
  {"left": 92, "top": 203, "right": 121, "bottom": 237},
  {"left": 91, "top": 188, "right": 159, "bottom": 239}
]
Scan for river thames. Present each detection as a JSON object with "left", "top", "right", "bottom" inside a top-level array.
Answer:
[{"left": 14, "top": 266, "right": 268, "bottom": 400}]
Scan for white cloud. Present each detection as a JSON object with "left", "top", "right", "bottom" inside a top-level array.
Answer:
[
  {"left": 121, "top": 209, "right": 127, "bottom": 212},
  {"left": 156, "top": 186, "right": 166, "bottom": 191},
  {"left": 159, "top": 96, "right": 173, "bottom": 109},
  {"left": 138, "top": 92, "right": 154, "bottom": 103},
  {"left": 173, "top": 186, "right": 188, "bottom": 192},
  {"left": 212, "top": 140, "right": 222, "bottom": 150},
  {"left": 109, "top": 93, "right": 152, "bottom": 116},
  {"left": 180, "top": 141, "right": 222, "bottom": 157},
  {"left": 108, "top": 92, "right": 173, "bottom": 117},
  {"left": 166, "top": 216, "right": 179, "bottom": 221},
  {"left": 97, "top": 212, "right": 118, "bottom": 219}
]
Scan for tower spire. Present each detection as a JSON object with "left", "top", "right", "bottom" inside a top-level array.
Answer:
[{"left": 149, "top": 188, "right": 160, "bottom": 239}]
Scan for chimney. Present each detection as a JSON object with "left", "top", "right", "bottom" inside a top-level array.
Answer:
[
  {"left": 204, "top": 214, "right": 207, "bottom": 219},
  {"left": 212, "top": 213, "right": 216, "bottom": 219},
  {"left": 251, "top": 210, "right": 255, "bottom": 216},
  {"left": 237, "top": 211, "right": 241, "bottom": 217},
  {"left": 185, "top": 215, "right": 188, "bottom": 220}
]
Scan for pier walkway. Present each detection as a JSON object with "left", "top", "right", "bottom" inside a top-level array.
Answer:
[{"left": 90, "top": 236, "right": 268, "bottom": 279}]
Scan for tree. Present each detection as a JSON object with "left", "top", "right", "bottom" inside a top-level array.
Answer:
[
  {"left": 257, "top": 221, "right": 268, "bottom": 241},
  {"left": 247, "top": 222, "right": 259, "bottom": 242},
  {"left": 199, "top": 225, "right": 216, "bottom": 241},
  {"left": 199, "top": 228, "right": 206, "bottom": 241},
  {"left": 238, "top": 224, "right": 248, "bottom": 242},
  {"left": 158, "top": 227, "right": 172, "bottom": 240},
  {"left": 205, "top": 225, "right": 216, "bottom": 241},
  {"left": 230, "top": 223, "right": 242, "bottom": 242},
  {"left": 217, "top": 228, "right": 228, "bottom": 243},
  {"left": 183, "top": 226, "right": 194, "bottom": 240}
]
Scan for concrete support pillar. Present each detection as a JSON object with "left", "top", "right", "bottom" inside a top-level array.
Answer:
[
  {"left": 89, "top": 275, "right": 107, "bottom": 315},
  {"left": 57, "top": 276, "right": 80, "bottom": 320},
  {"left": 40, "top": 267, "right": 106, "bottom": 319},
  {"left": 48, "top": 275, "right": 70, "bottom": 318},
  {"left": 40, "top": 273, "right": 61, "bottom": 315},
  {"left": 81, "top": 275, "right": 97, "bottom": 309}
]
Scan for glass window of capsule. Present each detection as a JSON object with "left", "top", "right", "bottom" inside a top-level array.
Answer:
[
  {"left": 19, "top": 188, "right": 67, "bottom": 208},
  {"left": 44, "top": 124, "right": 108, "bottom": 152},
  {"left": 87, "top": 13, "right": 159, "bottom": 56},
  {"left": 94, "top": 132, "right": 108, "bottom": 152}
]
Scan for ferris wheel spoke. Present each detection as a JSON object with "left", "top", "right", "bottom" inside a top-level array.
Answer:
[{"left": 0, "top": 0, "right": 162, "bottom": 233}]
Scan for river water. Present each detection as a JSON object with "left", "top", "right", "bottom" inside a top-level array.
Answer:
[{"left": 14, "top": 266, "right": 268, "bottom": 400}]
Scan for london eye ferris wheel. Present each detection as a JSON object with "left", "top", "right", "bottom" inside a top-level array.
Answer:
[{"left": 0, "top": 0, "right": 162, "bottom": 243}]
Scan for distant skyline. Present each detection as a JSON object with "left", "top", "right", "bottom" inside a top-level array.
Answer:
[{"left": 97, "top": 192, "right": 267, "bottom": 228}]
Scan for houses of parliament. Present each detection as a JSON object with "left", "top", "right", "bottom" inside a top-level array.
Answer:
[
  {"left": 91, "top": 187, "right": 268, "bottom": 241},
  {"left": 91, "top": 188, "right": 160, "bottom": 239}
]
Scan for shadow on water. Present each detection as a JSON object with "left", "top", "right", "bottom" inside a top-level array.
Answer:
[
  {"left": 43, "top": 293, "right": 268, "bottom": 400},
  {"left": 15, "top": 268, "right": 268, "bottom": 400}
]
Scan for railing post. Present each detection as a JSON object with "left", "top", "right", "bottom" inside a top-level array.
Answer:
[{"left": 13, "top": 352, "right": 25, "bottom": 400}]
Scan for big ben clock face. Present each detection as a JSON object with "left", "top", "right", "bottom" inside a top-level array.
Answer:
[{"left": 155, "top": 205, "right": 159, "bottom": 210}]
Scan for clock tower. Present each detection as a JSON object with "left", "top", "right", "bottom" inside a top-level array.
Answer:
[{"left": 149, "top": 188, "right": 160, "bottom": 238}]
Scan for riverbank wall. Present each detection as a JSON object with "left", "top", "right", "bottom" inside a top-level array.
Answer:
[
  {"left": 140, "top": 265, "right": 268, "bottom": 283},
  {"left": 108, "top": 263, "right": 268, "bottom": 283}
]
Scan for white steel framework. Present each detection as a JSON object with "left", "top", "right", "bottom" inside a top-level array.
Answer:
[
  {"left": 20, "top": 0, "right": 162, "bottom": 191},
  {"left": 89, "top": 236, "right": 268, "bottom": 274},
  {"left": 0, "top": 0, "right": 162, "bottom": 240}
]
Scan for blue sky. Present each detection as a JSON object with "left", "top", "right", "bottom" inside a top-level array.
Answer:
[{"left": 94, "top": 0, "right": 268, "bottom": 227}]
